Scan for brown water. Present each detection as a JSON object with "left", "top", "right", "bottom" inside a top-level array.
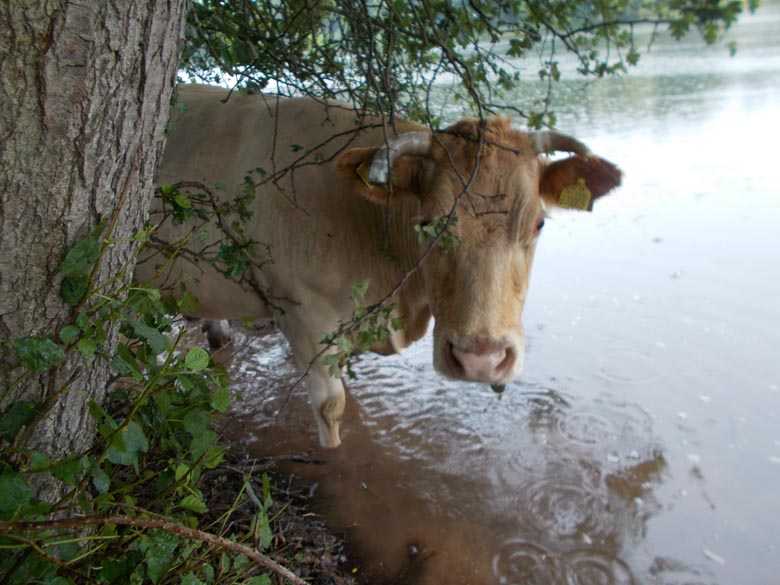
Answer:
[{"left": 216, "top": 6, "right": 780, "bottom": 584}]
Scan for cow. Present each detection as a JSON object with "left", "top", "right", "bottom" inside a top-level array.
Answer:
[{"left": 136, "top": 84, "right": 621, "bottom": 448}]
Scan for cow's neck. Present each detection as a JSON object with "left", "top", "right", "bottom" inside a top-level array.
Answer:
[{"left": 381, "top": 198, "right": 434, "bottom": 352}]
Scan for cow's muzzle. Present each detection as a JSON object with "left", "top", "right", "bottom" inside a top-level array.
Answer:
[{"left": 444, "top": 337, "right": 516, "bottom": 384}]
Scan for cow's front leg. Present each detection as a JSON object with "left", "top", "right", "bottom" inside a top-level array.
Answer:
[
  {"left": 307, "top": 360, "right": 345, "bottom": 448},
  {"left": 279, "top": 309, "right": 346, "bottom": 448}
]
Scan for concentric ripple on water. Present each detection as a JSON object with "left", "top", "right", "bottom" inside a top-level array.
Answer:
[
  {"left": 520, "top": 478, "right": 610, "bottom": 539},
  {"left": 492, "top": 540, "right": 561, "bottom": 584},
  {"left": 493, "top": 542, "right": 637, "bottom": 585},
  {"left": 563, "top": 548, "right": 637, "bottom": 585},
  {"left": 555, "top": 400, "right": 655, "bottom": 459},
  {"left": 595, "top": 349, "right": 661, "bottom": 385}
]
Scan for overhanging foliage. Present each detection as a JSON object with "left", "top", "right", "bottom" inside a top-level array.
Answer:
[{"left": 183, "top": 0, "right": 760, "bottom": 127}]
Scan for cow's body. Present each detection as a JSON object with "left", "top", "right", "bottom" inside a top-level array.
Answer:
[{"left": 137, "top": 84, "right": 621, "bottom": 447}]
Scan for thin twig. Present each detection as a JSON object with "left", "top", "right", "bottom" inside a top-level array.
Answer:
[{"left": 0, "top": 515, "right": 307, "bottom": 585}]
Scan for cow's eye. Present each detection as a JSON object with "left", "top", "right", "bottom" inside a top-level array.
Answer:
[{"left": 536, "top": 218, "right": 546, "bottom": 232}]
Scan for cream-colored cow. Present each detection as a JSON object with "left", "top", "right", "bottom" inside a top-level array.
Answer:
[{"left": 137, "top": 84, "right": 621, "bottom": 448}]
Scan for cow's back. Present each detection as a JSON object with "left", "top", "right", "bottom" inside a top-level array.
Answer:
[
  {"left": 142, "top": 85, "right": 422, "bottom": 323},
  {"left": 159, "top": 86, "right": 369, "bottom": 191}
]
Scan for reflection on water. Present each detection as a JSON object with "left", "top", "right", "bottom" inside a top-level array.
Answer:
[{"left": 218, "top": 5, "right": 780, "bottom": 584}]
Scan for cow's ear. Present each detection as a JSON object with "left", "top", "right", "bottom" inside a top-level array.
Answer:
[
  {"left": 335, "top": 147, "right": 420, "bottom": 205},
  {"left": 539, "top": 155, "right": 622, "bottom": 211}
]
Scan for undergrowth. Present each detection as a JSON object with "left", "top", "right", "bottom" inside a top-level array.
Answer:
[{"left": 0, "top": 182, "right": 307, "bottom": 584}]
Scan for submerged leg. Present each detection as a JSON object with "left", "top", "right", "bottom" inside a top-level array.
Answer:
[
  {"left": 307, "top": 362, "right": 346, "bottom": 448},
  {"left": 202, "top": 319, "right": 233, "bottom": 349},
  {"left": 280, "top": 309, "right": 346, "bottom": 448}
]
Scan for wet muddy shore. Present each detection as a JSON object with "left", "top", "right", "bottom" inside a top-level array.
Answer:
[{"left": 203, "top": 446, "right": 362, "bottom": 585}]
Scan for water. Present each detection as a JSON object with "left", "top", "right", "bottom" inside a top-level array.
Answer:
[{"left": 218, "top": 5, "right": 780, "bottom": 583}]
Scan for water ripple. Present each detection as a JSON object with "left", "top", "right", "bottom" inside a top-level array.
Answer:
[
  {"left": 557, "top": 411, "right": 616, "bottom": 446},
  {"left": 555, "top": 400, "right": 654, "bottom": 459},
  {"left": 493, "top": 542, "right": 637, "bottom": 585},
  {"left": 492, "top": 540, "right": 561, "bottom": 584},
  {"left": 595, "top": 349, "right": 661, "bottom": 385},
  {"left": 520, "top": 478, "right": 611, "bottom": 539},
  {"left": 563, "top": 549, "right": 637, "bottom": 585}
]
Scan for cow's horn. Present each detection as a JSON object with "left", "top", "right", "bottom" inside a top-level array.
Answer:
[
  {"left": 369, "top": 131, "right": 432, "bottom": 185},
  {"left": 530, "top": 131, "right": 591, "bottom": 157}
]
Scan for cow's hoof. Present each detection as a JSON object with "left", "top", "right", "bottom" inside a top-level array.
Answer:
[{"left": 202, "top": 319, "right": 233, "bottom": 349}]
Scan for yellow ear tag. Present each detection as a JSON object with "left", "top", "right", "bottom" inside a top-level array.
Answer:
[
  {"left": 558, "top": 178, "right": 592, "bottom": 211},
  {"left": 356, "top": 160, "right": 374, "bottom": 190}
]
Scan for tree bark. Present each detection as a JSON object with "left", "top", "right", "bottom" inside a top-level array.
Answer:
[{"left": 0, "top": 1, "right": 186, "bottom": 474}]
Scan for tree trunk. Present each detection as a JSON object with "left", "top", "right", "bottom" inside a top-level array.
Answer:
[{"left": 0, "top": 1, "right": 186, "bottom": 479}]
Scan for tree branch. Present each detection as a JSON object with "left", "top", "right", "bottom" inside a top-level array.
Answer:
[{"left": 0, "top": 515, "right": 307, "bottom": 585}]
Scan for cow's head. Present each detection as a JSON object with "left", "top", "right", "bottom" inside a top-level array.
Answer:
[{"left": 337, "top": 117, "right": 621, "bottom": 386}]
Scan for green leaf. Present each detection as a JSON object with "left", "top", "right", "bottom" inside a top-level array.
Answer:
[
  {"left": 101, "top": 553, "right": 143, "bottom": 585},
  {"left": 174, "top": 193, "right": 192, "bottom": 209},
  {"left": 190, "top": 429, "right": 217, "bottom": 460},
  {"left": 116, "top": 342, "right": 143, "bottom": 381},
  {"left": 321, "top": 353, "right": 342, "bottom": 377},
  {"left": 175, "top": 462, "right": 190, "bottom": 482},
  {"left": 212, "top": 363, "right": 230, "bottom": 391},
  {"left": 247, "top": 575, "right": 271, "bottom": 585},
  {"left": 335, "top": 334, "right": 353, "bottom": 355},
  {"left": 209, "top": 386, "right": 231, "bottom": 412},
  {"left": 182, "top": 409, "right": 208, "bottom": 437},
  {"left": 138, "top": 531, "right": 178, "bottom": 584},
  {"left": 233, "top": 555, "right": 250, "bottom": 572},
  {"left": 0, "top": 471, "right": 33, "bottom": 520},
  {"left": 178, "top": 292, "right": 199, "bottom": 313},
  {"left": 76, "top": 312, "right": 90, "bottom": 328},
  {"left": 129, "top": 319, "right": 168, "bottom": 355},
  {"left": 261, "top": 472, "right": 272, "bottom": 508},
  {"left": 60, "top": 275, "right": 89, "bottom": 305},
  {"left": 220, "top": 553, "right": 231, "bottom": 574},
  {"left": 59, "top": 325, "right": 80, "bottom": 344},
  {"left": 251, "top": 508, "right": 273, "bottom": 551},
  {"left": 60, "top": 235, "right": 100, "bottom": 276},
  {"left": 88, "top": 399, "right": 116, "bottom": 427},
  {"left": 0, "top": 401, "right": 39, "bottom": 441},
  {"left": 11, "top": 336, "right": 65, "bottom": 372},
  {"left": 155, "top": 390, "right": 172, "bottom": 416},
  {"left": 106, "top": 421, "right": 149, "bottom": 466},
  {"left": 351, "top": 277, "right": 371, "bottom": 299},
  {"left": 185, "top": 347, "right": 210, "bottom": 371},
  {"left": 29, "top": 450, "right": 49, "bottom": 470},
  {"left": 203, "top": 445, "right": 225, "bottom": 469},
  {"left": 179, "top": 494, "right": 208, "bottom": 513},
  {"left": 51, "top": 457, "right": 83, "bottom": 487},
  {"left": 92, "top": 464, "right": 111, "bottom": 494},
  {"left": 77, "top": 337, "right": 97, "bottom": 357},
  {"left": 181, "top": 573, "right": 205, "bottom": 585}
]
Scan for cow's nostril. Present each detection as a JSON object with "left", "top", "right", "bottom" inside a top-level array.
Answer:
[
  {"left": 445, "top": 340, "right": 465, "bottom": 376},
  {"left": 446, "top": 338, "right": 516, "bottom": 383},
  {"left": 496, "top": 346, "right": 515, "bottom": 377}
]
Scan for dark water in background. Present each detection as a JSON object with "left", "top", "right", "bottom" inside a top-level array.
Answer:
[{"left": 215, "top": 5, "right": 780, "bottom": 583}]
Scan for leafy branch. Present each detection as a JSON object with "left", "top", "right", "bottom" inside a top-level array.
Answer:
[
  {"left": 0, "top": 514, "right": 306, "bottom": 585},
  {"left": 182, "top": 0, "right": 757, "bottom": 129},
  {"left": 0, "top": 185, "right": 308, "bottom": 584}
]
